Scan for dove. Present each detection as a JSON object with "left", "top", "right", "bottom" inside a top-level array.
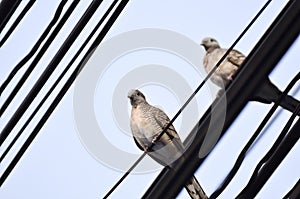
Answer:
[
  {"left": 201, "top": 37, "right": 300, "bottom": 115},
  {"left": 128, "top": 89, "right": 208, "bottom": 199}
]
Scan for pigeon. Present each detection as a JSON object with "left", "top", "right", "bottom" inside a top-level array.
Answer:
[
  {"left": 128, "top": 89, "right": 208, "bottom": 199},
  {"left": 201, "top": 37, "right": 300, "bottom": 115}
]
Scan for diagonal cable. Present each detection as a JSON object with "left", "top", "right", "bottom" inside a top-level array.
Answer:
[
  {"left": 0, "top": 0, "right": 129, "bottom": 187},
  {"left": 103, "top": 1, "right": 272, "bottom": 197},
  {"left": 0, "top": 0, "right": 119, "bottom": 164},
  {"left": 0, "top": 0, "right": 104, "bottom": 146},
  {"left": 0, "top": 0, "right": 67, "bottom": 98},
  {"left": 0, "top": 0, "right": 22, "bottom": 34},
  {"left": 283, "top": 179, "right": 300, "bottom": 199},
  {"left": 143, "top": 0, "right": 299, "bottom": 197},
  {"left": 210, "top": 72, "right": 300, "bottom": 199},
  {"left": 236, "top": 103, "right": 300, "bottom": 198},
  {"left": 0, "top": 0, "right": 36, "bottom": 47},
  {"left": 237, "top": 103, "right": 300, "bottom": 198}
]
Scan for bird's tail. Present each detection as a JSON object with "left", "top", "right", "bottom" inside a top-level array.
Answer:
[{"left": 185, "top": 175, "right": 208, "bottom": 199}]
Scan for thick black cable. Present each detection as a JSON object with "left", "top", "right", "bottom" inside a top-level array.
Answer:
[
  {"left": 103, "top": 1, "right": 272, "bottom": 197},
  {"left": 0, "top": 0, "right": 36, "bottom": 47},
  {"left": 0, "top": 0, "right": 119, "bottom": 164},
  {"left": 236, "top": 105, "right": 300, "bottom": 198},
  {"left": 0, "top": 0, "right": 67, "bottom": 102},
  {"left": 0, "top": 0, "right": 129, "bottom": 187},
  {"left": 0, "top": 0, "right": 83, "bottom": 163},
  {"left": 0, "top": 0, "right": 22, "bottom": 34},
  {"left": 0, "top": 0, "right": 103, "bottom": 146},
  {"left": 240, "top": 104, "right": 300, "bottom": 196},
  {"left": 143, "top": 0, "right": 299, "bottom": 198},
  {"left": 283, "top": 179, "right": 300, "bottom": 199},
  {"left": 210, "top": 72, "right": 300, "bottom": 199},
  {"left": 243, "top": 101, "right": 300, "bottom": 189}
]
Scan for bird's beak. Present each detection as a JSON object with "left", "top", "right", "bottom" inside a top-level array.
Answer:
[{"left": 128, "top": 96, "right": 135, "bottom": 106}]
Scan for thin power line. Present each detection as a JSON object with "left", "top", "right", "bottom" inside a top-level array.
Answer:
[
  {"left": 237, "top": 105, "right": 300, "bottom": 198},
  {"left": 0, "top": 0, "right": 129, "bottom": 187},
  {"left": 103, "top": 0, "right": 272, "bottom": 197},
  {"left": 210, "top": 72, "right": 300, "bottom": 199},
  {"left": 283, "top": 179, "right": 300, "bottom": 199},
  {"left": 0, "top": 0, "right": 22, "bottom": 34},
  {"left": 0, "top": 0, "right": 82, "bottom": 163},
  {"left": 0, "top": 0, "right": 119, "bottom": 164},
  {"left": 240, "top": 104, "right": 300, "bottom": 196},
  {"left": 0, "top": 0, "right": 36, "bottom": 47},
  {"left": 0, "top": 0, "right": 104, "bottom": 146},
  {"left": 0, "top": 0, "right": 68, "bottom": 109},
  {"left": 143, "top": 0, "right": 299, "bottom": 197}
]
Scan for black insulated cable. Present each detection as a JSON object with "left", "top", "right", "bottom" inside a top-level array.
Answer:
[
  {"left": 283, "top": 179, "right": 300, "bottom": 199},
  {"left": 0, "top": 0, "right": 104, "bottom": 146},
  {"left": 236, "top": 108, "right": 300, "bottom": 198},
  {"left": 0, "top": 0, "right": 129, "bottom": 187},
  {"left": 0, "top": 0, "right": 36, "bottom": 47},
  {"left": 103, "top": 0, "right": 272, "bottom": 197},
  {"left": 0, "top": 0, "right": 22, "bottom": 34},
  {"left": 0, "top": 0, "right": 119, "bottom": 164},
  {"left": 210, "top": 72, "right": 300, "bottom": 199},
  {"left": 143, "top": 0, "right": 300, "bottom": 198},
  {"left": 0, "top": 0, "right": 82, "bottom": 163},
  {"left": 0, "top": 0, "right": 68, "bottom": 108}
]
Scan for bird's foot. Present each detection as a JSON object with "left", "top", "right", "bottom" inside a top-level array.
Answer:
[
  {"left": 151, "top": 135, "right": 159, "bottom": 144},
  {"left": 144, "top": 145, "right": 150, "bottom": 152}
]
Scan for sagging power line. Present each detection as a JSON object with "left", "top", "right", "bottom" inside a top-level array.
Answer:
[
  {"left": 103, "top": 0, "right": 273, "bottom": 197},
  {"left": 0, "top": 0, "right": 129, "bottom": 187},
  {"left": 144, "top": 0, "right": 300, "bottom": 198},
  {"left": 0, "top": 0, "right": 299, "bottom": 198}
]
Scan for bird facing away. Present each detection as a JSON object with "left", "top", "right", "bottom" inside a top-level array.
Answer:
[
  {"left": 201, "top": 37, "right": 300, "bottom": 115},
  {"left": 128, "top": 89, "right": 208, "bottom": 199}
]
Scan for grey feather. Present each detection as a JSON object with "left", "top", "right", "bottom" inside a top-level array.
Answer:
[
  {"left": 128, "top": 89, "right": 208, "bottom": 199},
  {"left": 201, "top": 37, "right": 300, "bottom": 115}
]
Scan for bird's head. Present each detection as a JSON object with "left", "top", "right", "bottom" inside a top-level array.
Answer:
[
  {"left": 128, "top": 89, "right": 146, "bottom": 107},
  {"left": 201, "top": 37, "right": 220, "bottom": 52}
]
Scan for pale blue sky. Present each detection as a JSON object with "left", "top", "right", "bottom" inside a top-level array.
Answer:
[{"left": 0, "top": 0, "right": 299, "bottom": 198}]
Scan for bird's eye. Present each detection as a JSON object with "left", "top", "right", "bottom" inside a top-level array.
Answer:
[{"left": 210, "top": 38, "right": 214, "bottom": 42}]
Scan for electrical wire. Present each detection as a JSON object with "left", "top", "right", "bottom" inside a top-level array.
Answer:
[
  {"left": 0, "top": 0, "right": 22, "bottom": 34},
  {"left": 143, "top": 0, "right": 299, "bottom": 197},
  {"left": 0, "top": 0, "right": 103, "bottom": 146},
  {"left": 283, "top": 179, "right": 300, "bottom": 199},
  {"left": 0, "top": 0, "right": 82, "bottom": 163},
  {"left": 103, "top": 1, "right": 272, "bottom": 197},
  {"left": 245, "top": 101, "right": 300, "bottom": 186},
  {"left": 0, "top": 0, "right": 119, "bottom": 163},
  {"left": 237, "top": 103, "right": 300, "bottom": 198},
  {"left": 210, "top": 72, "right": 300, "bottom": 199},
  {"left": 0, "top": 0, "right": 36, "bottom": 47},
  {"left": 0, "top": 0, "right": 129, "bottom": 187},
  {"left": 0, "top": 0, "right": 68, "bottom": 107}
]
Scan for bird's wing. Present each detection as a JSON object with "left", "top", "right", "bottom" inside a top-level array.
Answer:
[
  {"left": 227, "top": 49, "right": 246, "bottom": 67},
  {"left": 145, "top": 106, "right": 185, "bottom": 167},
  {"left": 130, "top": 117, "right": 148, "bottom": 151},
  {"left": 152, "top": 106, "right": 184, "bottom": 151},
  {"left": 153, "top": 107, "right": 180, "bottom": 140}
]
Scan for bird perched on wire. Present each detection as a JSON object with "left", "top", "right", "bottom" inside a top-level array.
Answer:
[
  {"left": 201, "top": 37, "right": 300, "bottom": 115},
  {"left": 128, "top": 89, "right": 208, "bottom": 199}
]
